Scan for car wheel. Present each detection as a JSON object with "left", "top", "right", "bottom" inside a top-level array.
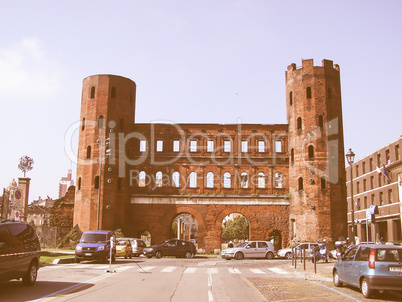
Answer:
[
  {"left": 155, "top": 251, "right": 163, "bottom": 259},
  {"left": 146, "top": 255, "right": 152, "bottom": 259},
  {"left": 285, "top": 252, "right": 292, "bottom": 260},
  {"left": 361, "top": 278, "right": 374, "bottom": 298},
  {"left": 333, "top": 270, "right": 343, "bottom": 287},
  {"left": 184, "top": 251, "right": 193, "bottom": 259},
  {"left": 235, "top": 252, "right": 244, "bottom": 260},
  {"left": 22, "top": 261, "right": 38, "bottom": 285},
  {"left": 265, "top": 252, "right": 274, "bottom": 260}
]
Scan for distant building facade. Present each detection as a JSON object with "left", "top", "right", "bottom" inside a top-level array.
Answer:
[
  {"left": 59, "top": 169, "right": 74, "bottom": 198},
  {"left": 346, "top": 137, "right": 402, "bottom": 243}
]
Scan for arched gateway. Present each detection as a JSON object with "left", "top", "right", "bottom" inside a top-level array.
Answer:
[{"left": 73, "top": 59, "right": 347, "bottom": 252}]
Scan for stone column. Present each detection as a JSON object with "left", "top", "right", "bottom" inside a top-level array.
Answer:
[{"left": 18, "top": 177, "right": 31, "bottom": 221}]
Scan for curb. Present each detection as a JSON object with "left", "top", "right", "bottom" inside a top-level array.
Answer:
[{"left": 52, "top": 257, "right": 76, "bottom": 264}]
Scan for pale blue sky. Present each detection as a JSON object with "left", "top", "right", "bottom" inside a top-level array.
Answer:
[{"left": 0, "top": 0, "right": 401, "bottom": 201}]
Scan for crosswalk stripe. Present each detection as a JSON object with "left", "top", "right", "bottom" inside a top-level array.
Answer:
[
  {"left": 137, "top": 266, "right": 155, "bottom": 272},
  {"left": 228, "top": 268, "right": 242, "bottom": 274},
  {"left": 268, "top": 267, "right": 289, "bottom": 274},
  {"left": 184, "top": 267, "right": 197, "bottom": 274},
  {"left": 207, "top": 268, "right": 218, "bottom": 274},
  {"left": 250, "top": 268, "right": 265, "bottom": 274},
  {"left": 161, "top": 266, "right": 177, "bottom": 273}
]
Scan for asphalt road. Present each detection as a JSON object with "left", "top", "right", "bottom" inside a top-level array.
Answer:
[{"left": 1, "top": 256, "right": 402, "bottom": 301}]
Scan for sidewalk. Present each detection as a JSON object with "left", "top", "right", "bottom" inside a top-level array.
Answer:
[{"left": 280, "top": 258, "right": 335, "bottom": 281}]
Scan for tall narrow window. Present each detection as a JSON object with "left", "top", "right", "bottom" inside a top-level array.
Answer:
[
  {"left": 207, "top": 140, "right": 214, "bottom": 152},
  {"left": 275, "top": 141, "right": 282, "bottom": 153},
  {"left": 90, "top": 86, "right": 95, "bottom": 99},
  {"left": 318, "top": 115, "right": 324, "bottom": 128},
  {"left": 308, "top": 145, "right": 314, "bottom": 159},
  {"left": 289, "top": 91, "right": 293, "bottom": 105},
  {"left": 190, "top": 140, "right": 197, "bottom": 152},
  {"left": 86, "top": 146, "right": 91, "bottom": 159},
  {"left": 240, "top": 172, "right": 248, "bottom": 188},
  {"left": 82, "top": 118, "right": 85, "bottom": 131},
  {"left": 258, "top": 141, "right": 265, "bottom": 152},
  {"left": 173, "top": 140, "right": 180, "bottom": 152},
  {"left": 306, "top": 87, "right": 312, "bottom": 99},
  {"left": 275, "top": 173, "right": 283, "bottom": 188},
  {"left": 156, "top": 171, "right": 163, "bottom": 187},
  {"left": 98, "top": 115, "right": 104, "bottom": 129},
  {"left": 258, "top": 172, "right": 265, "bottom": 188},
  {"left": 78, "top": 177, "right": 82, "bottom": 190},
  {"left": 156, "top": 140, "right": 163, "bottom": 152},
  {"left": 297, "top": 117, "right": 302, "bottom": 131},
  {"left": 291, "top": 148, "right": 294, "bottom": 162},
  {"left": 172, "top": 172, "right": 180, "bottom": 187},
  {"left": 321, "top": 177, "right": 326, "bottom": 190},
  {"left": 388, "top": 189, "right": 393, "bottom": 203},
  {"left": 111, "top": 87, "right": 116, "bottom": 98},
  {"left": 396, "top": 145, "right": 400, "bottom": 160},
  {"left": 241, "top": 141, "right": 248, "bottom": 152},
  {"left": 140, "top": 140, "right": 146, "bottom": 152},
  {"left": 139, "top": 171, "right": 146, "bottom": 187},
  {"left": 224, "top": 140, "right": 231, "bottom": 152},
  {"left": 94, "top": 176, "right": 100, "bottom": 189},
  {"left": 298, "top": 177, "right": 303, "bottom": 190},
  {"left": 189, "top": 172, "right": 197, "bottom": 188},
  {"left": 223, "top": 172, "right": 231, "bottom": 188},
  {"left": 206, "top": 172, "right": 214, "bottom": 188}
]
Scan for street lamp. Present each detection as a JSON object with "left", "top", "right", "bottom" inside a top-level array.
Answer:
[
  {"left": 346, "top": 148, "right": 356, "bottom": 245},
  {"left": 96, "top": 138, "right": 110, "bottom": 230}
]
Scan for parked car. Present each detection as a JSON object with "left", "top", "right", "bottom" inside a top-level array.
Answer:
[
  {"left": 0, "top": 219, "right": 41, "bottom": 285},
  {"left": 75, "top": 230, "right": 116, "bottom": 263},
  {"left": 143, "top": 239, "right": 196, "bottom": 259},
  {"left": 333, "top": 244, "right": 402, "bottom": 298},
  {"left": 277, "top": 242, "right": 319, "bottom": 259},
  {"left": 221, "top": 241, "right": 275, "bottom": 260},
  {"left": 129, "top": 238, "right": 147, "bottom": 257},
  {"left": 116, "top": 238, "right": 132, "bottom": 259}
]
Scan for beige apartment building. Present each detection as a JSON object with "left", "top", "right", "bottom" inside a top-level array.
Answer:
[{"left": 346, "top": 136, "right": 402, "bottom": 243}]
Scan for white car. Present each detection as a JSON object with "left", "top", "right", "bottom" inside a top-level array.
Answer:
[
  {"left": 221, "top": 241, "right": 275, "bottom": 260},
  {"left": 277, "top": 242, "right": 319, "bottom": 259}
]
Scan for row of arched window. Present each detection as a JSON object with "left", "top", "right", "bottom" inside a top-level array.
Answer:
[{"left": 289, "top": 87, "right": 333, "bottom": 105}]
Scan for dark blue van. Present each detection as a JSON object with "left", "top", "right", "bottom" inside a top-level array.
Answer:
[{"left": 75, "top": 230, "right": 116, "bottom": 263}]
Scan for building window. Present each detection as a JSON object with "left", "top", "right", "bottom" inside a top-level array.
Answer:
[
  {"left": 308, "top": 145, "right": 314, "bottom": 159},
  {"left": 306, "top": 87, "right": 312, "bottom": 99},
  {"left": 298, "top": 177, "right": 303, "bottom": 191},
  {"left": 356, "top": 182, "right": 360, "bottom": 194},
  {"left": 291, "top": 148, "right": 294, "bottom": 162},
  {"left": 369, "top": 158, "right": 373, "bottom": 171},
  {"left": 275, "top": 141, "right": 282, "bottom": 153},
  {"left": 362, "top": 162, "right": 366, "bottom": 174},
  {"left": 321, "top": 177, "right": 326, "bottom": 190},
  {"left": 388, "top": 189, "right": 393, "bottom": 203},
  {"left": 258, "top": 141, "right": 265, "bottom": 152},
  {"left": 275, "top": 173, "right": 283, "bottom": 188},
  {"left": 396, "top": 145, "right": 400, "bottom": 160},
  {"left": 240, "top": 172, "right": 248, "bottom": 188},
  {"left": 78, "top": 177, "right": 81, "bottom": 190},
  {"left": 173, "top": 140, "right": 180, "bottom": 152},
  {"left": 90, "top": 86, "right": 95, "bottom": 99},
  {"left": 207, "top": 140, "right": 214, "bottom": 152},
  {"left": 289, "top": 91, "right": 293, "bottom": 105},
  {"left": 172, "top": 172, "right": 180, "bottom": 187},
  {"left": 156, "top": 171, "right": 163, "bottom": 187},
  {"left": 377, "top": 154, "right": 381, "bottom": 166},
  {"left": 386, "top": 149, "right": 390, "bottom": 163},
  {"left": 139, "top": 171, "right": 146, "bottom": 187},
  {"left": 370, "top": 176, "right": 374, "bottom": 189},
  {"left": 241, "top": 141, "right": 248, "bottom": 152},
  {"left": 140, "top": 140, "right": 146, "bottom": 152},
  {"left": 380, "top": 192, "right": 384, "bottom": 205},
  {"left": 156, "top": 140, "right": 163, "bottom": 152},
  {"left": 258, "top": 172, "right": 265, "bottom": 188},
  {"left": 224, "top": 140, "right": 231, "bottom": 152},
  {"left": 190, "top": 140, "right": 197, "bottom": 152},
  {"left": 364, "top": 196, "right": 367, "bottom": 208},
  {"left": 111, "top": 87, "right": 116, "bottom": 98},
  {"left": 86, "top": 146, "right": 91, "bottom": 159},
  {"left": 363, "top": 179, "right": 367, "bottom": 191},
  {"left": 371, "top": 194, "right": 375, "bottom": 205},
  {"left": 189, "top": 172, "right": 197, "bottom": 188},
  {"left": 223, "top": 172, "right": 231, "bottom": 188},
  {"left": 94, "top": 176, "right": 100, "bottom": 189},
  {"left": 98, "top": 115, "right": 104, "bottom": 129},
  {"left": 206, "top": 172, "right": 214, "bottom": 188},
  {"left": 297, "top": 117, "right": 302, "bottom": 131},
  {"left": 356, "top": 165, "right": 359, "bottom": 177},
  {"left": 356, "top": 198, "right": 361, "bottom": 210},
  {"left": 82, "top": 118, "right": 85, "bottom": 131},
  {"left": 318, "top": 115, "right": 324, "bottom": 128}
]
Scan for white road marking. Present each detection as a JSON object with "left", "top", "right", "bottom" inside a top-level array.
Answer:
[
  {"left": 207, "top": 268, "right": 218, "bottom": 274},
  {"left": 228, "top": 268, "right": 242, "bottom": 274},
  {"left": 268, "top": 267, "right": 289, "bottom": 274},
  {"left": 250, "top": 268, "right": 265, "bottom": 274},
  {"left": 161, "top": 266, "right": 177, "bottom": 273},
  {"left": 207, "top": 271, "right": 214, "bottom": 302},
  {"left": 184, "top": 267, "right": 198, "bottom": 273}
]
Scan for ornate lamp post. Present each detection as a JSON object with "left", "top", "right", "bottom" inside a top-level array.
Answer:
[{"left": 346, "top": 148, "right": 356, "bottom": 245}]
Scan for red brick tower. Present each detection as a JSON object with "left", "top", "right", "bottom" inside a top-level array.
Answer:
[
  {"left": 286, "top": 59, "right": 347, "bottom": 245},
  {"left": 73, "top": 75, "right": 136, "bottom": 231}
]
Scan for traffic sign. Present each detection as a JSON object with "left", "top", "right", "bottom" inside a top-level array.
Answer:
[{"left": 15, "top": 189, "right": 22, "bottom": 200}]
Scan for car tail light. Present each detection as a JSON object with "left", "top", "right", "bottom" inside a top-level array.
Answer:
[{"left": 369, "top": 249, "right": 375, "bottom": 269}]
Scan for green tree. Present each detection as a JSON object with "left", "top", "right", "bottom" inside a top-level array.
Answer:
[
  {"left": 18, "top": 155, "right": 34, "bottom": 177},
  {"left": 221, "top": 216, "right": 249, "bottom": 242}
]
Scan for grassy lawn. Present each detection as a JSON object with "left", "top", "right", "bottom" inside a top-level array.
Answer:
[{"left": 40, "top": 250, "right": 75, "bottom": 264}]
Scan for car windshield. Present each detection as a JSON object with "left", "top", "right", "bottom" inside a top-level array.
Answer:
[
  {"left": 239, "top": 242, "right": 249, "bottom": 248},
  {"left": 80, "top": 233, "right": 107, "bottom": 243},
  {"left": 117, "top": 240, "right": 127, "bottom": 245}
]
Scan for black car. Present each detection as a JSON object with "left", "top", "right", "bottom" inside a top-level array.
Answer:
[
  {"left": 0, "top": 219, "right": 41, "bottom": 285},
  {"left": 143, "top": 239, "right": 197, "bottom": 259}
]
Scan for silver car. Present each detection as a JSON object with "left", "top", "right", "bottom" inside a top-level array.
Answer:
[
  {"left": 277, "top": 242, "right": 319, "bottom": 259},
  {"left": 333, "top": 244, "right": 402, "bottom": 298},
  {"left": 221, "top": 241, "right": 275, "bottom": 260}
]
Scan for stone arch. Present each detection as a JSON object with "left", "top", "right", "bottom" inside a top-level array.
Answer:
[{"left": 215, "top": 207, "right": 256, "bottom": 240}]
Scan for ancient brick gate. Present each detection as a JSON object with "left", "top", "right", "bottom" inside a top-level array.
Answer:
[{"left": 127, "top": 197, "right": 290, "bottom": 253}]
